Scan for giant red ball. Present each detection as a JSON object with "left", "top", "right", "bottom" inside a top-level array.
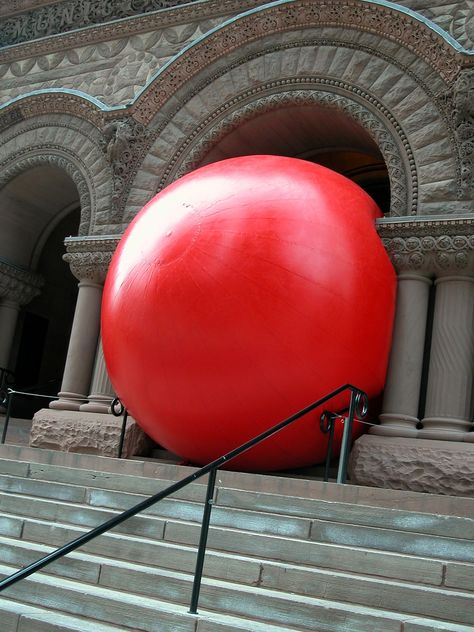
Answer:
[{"left": 102, "top": 156, "right": 396, "bottom": 471}]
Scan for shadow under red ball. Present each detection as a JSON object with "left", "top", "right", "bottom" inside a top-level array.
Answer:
[{"left": 102, "top": 155, "right": 396, "bottom": 471}]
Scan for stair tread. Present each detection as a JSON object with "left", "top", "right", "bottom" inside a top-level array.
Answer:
[
  {"left": 1, "top": 560, "right": 471, "bottom": 631},
  {"left": 1, "top": 446, "right": 473, "bottom": 631}
]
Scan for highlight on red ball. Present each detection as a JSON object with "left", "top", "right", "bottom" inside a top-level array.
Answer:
[{"left": 102, "top": 155, "right": 396, "bottom": 471}]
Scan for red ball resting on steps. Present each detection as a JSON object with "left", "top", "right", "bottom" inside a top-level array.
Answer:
[{"left": 102, "top": 155, "right": 396, "bottom": 471}]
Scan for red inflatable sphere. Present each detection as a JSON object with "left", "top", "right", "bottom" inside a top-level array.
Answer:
[{"left": 102, "top": 156, "right": 396, "bottom": 471}]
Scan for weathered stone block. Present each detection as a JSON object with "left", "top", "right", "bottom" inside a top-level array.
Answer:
[
  {"left": 349, "top": 434, "right": 474, "bottom": 497},
  {"left": 29, "top": 409, "right": 154, "bottom": 458}
]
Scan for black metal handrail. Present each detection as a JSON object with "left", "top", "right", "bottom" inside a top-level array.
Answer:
[
  {"left": 0, "top": 383, "right": 368, "bottom": 613},
  {"left": 0, "top": 367, "right": 15, "bottom": 408}
]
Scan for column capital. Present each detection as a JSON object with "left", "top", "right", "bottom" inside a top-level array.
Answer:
[
  {"left": 63, "top": 235, "right": 120, "bottom": 284},
  {"left": 377, "top": 216, "right": 474, "bottom": 276},
  {"left": 0, "top": 258, "right": 43, "bottom": 306}
]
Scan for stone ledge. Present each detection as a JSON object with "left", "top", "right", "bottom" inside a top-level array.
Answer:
[
  {"left": 348, "top": 434, "right": 474, "bottom": 497},
  {"left": 30, "top": 409, "right": 154, "bottom": 459}
]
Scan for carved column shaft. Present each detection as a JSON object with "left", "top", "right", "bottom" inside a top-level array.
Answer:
[
  {"left": 80, "top": 337, "right": 115, "bottom": 413},
  {"left": 421, "top": 276, "right": 474, "bottom": 439},
  {"left": 374, "top": 273, "right": 431, "bottom": 437}
]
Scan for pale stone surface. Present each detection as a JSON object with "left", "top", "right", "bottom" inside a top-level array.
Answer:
[
  {"left": 30, "top": 409, "right": 154, "bottom": 458},
  {"left": 348, "top": 435, "right": 474, "bottom": 497}
]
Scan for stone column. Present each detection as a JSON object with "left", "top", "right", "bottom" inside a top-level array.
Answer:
[
  {"left": 79, "top": 336, "right": 115, "bottom": 413},
  {"left": 373, "top": 272, "right": 432, "bottom": 437},
  {"left": 0, "top": 260, "right": 43, "bottom": 369},
  {"left": 50, "top": 241, "right": 113, "bottom": 412},
  {"left": 420, "top": 275, "right": 474, "bottom": 440},
  {"left": 50, "top": 278, "right": 103, "bottom": 411}
]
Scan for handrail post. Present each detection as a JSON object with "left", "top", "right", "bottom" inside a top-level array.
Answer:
[
  {"left": 189, "top": 467, "right": 217, "bottom": 614},
  {"left": 337, "top": 388, "right": 365, "bottom": 484},
  {"left": 1, "top": 389, "right": 13, "bottom": 444},
  {"left": 320, "top": 411, "right": 337, "bottom": 482},
  {"left": 117, "top": 408, "right": 128, "bottom": 458}
]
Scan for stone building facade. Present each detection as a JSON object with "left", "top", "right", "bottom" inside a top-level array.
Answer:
[{"left": 0, "top": 0, "right": 472, "bottom": 494}]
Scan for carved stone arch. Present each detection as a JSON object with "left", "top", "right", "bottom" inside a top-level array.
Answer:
[
  {"left": 0, "top": 112, "right": 112, "bottom": 235},
  {"left": 125, "top": 1, "right": 468, "bottom": 222},
  {"left": 133, "top": 0, "right": 463, "bottom": 123},
  {"left": 160, "top": 84, "right": 415, "bottom": 217}
]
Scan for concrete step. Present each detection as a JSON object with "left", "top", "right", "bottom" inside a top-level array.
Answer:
[
  {"left": 3, "top": 560, "right": 473, "bottom": 632},
  {"left": 217, "top": 486, "right": 474, "bottom": 539},
  {"left": 0, "top": 596, "right": 131, "bottom": 631},
  {"left": 0, "top": 460, "right": 474, "bottom": 548},
  {"left": 1, "top": 446, "right": 473, "bottom": 630},
  {"left": 1, "top": 535, "right": 473, "bottom": 625},
  {"left": 1, "top": 444, "right": 474, "bottom": 517},
  {"left": 0, "top": 511, "right": 451, "bottom": 588},
  {"left": 0, "top": 482, "right": 312, "bottom": 540}
]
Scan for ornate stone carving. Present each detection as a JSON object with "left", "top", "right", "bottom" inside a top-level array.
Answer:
[
  {"left": 162, "top": 81, "right": 414, "bottom": 217},
  {"left": 0, "top": 259, "right": 43, "bottom": 305},
  {"left": 452, "top": 68, "right": 474, "bottom": 199},
  {"left": 396, "top": 1, "right": 474, "bottom": 50},
  {"left": 63, "top": 236, "right": 118, "bottom": 283},
  {"left": 378, "top": 217, "right": 474, "bottom": 275},
  {"left": 0, "top": 0, "right": 196, "bottom": 46},
  {"left": 0, "top": 151, "right": 93, "bottom": 236},
  {"left": 102, "top": 118, "right": 152, "bottom": 222},
  {"left": 0, "top": 93, "right": 104, "bottom": 129},
  {"left": 0, "top": 107, "right": 24, "bottom": 133},
  {"left": 134, "top": 0, "right": 462, "bottom": 125},
  {"left": 0, "top": 0, "right": 263, "bottom": 61},
  {"left": 0, "top": 114, "right": 112, "bottom": 234}
]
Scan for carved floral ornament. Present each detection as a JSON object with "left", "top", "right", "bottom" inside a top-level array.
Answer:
[
  {"left": 378, "top": 219, "right": 474, "bottom": 275},
  {"left": 0, "top": 259, "right": 43, "bottom": 305},
  {"left": 62, "top": 237, "right": 118, "bottom": 283}
]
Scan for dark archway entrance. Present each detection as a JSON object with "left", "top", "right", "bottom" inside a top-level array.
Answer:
[
  {"left": 0, "top": 165, "right": 80, "bottom": 417},
  {"left": 198, "top": 103, "right": 390, "bottom": 213}
]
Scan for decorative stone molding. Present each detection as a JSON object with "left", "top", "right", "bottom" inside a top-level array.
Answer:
[
  {"left": 102, "top": 117, "right": 154, "bottom": 222},
  {"left": 63, "top": 236, "right": 118, "bottom": 283},
  {"left": 452, "top": 68, "right": 473, "bottom": 199},
  {"left": 133, "top": 0, "right": 463, "bottom": 126},
  {"left": 0, "top": 107, "right": 24, "bottom": 132},
  {"left": 0, "top": 1, "right": 62, "bottom": 18},
  {"left": 1, "top": 0, "right": 209, "bottom": 47},
  {"left": 377, "top": 217, "right": 474, "bottom": 275},
  {"left": 0, "top": 0, "right": 265, "bottom": 62},
  {"left": 0, "top": 259, "right": 43, "bottom": 305},
  {"left": 0, "top": 93, "right": 104, "bottom": 132},
  {"left": 396, "top": 0, "right": 474, "bottom": 51},
  {"left": 163, "top": 82, "right": 414, "bottom": 217},
  {"left": 0, "top": 113, "right": 112, "bottom": 234},
  {"left": 0, "top": 151, "right": 93, "bottom": 235}
]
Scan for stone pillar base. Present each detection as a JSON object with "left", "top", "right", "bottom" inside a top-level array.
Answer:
[
  {"left": 348, "top": 434, "right": 474, "bottom": 497},
  {"left": 30, "top": 409, "right": 155, "bottom": 459}
]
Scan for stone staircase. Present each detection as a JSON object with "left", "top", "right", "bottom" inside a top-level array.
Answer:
[{"left": 0, "top": 443, "right": 473, "bottom": 631}]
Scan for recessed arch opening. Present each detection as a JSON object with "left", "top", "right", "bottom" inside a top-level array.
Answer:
[
  {"left": 0, "top": 165, "right": 80, "bottom": 415},
  {"left": 198, "top": 103, "right": 391, "bottom": 214}
]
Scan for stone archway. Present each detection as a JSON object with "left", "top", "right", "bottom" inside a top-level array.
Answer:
[
  {"left": 124, "top": 0, "right": 468, "bottom": 223},
  {"left": 0, "top": 106, "right": 112, "bottom": 408}
]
